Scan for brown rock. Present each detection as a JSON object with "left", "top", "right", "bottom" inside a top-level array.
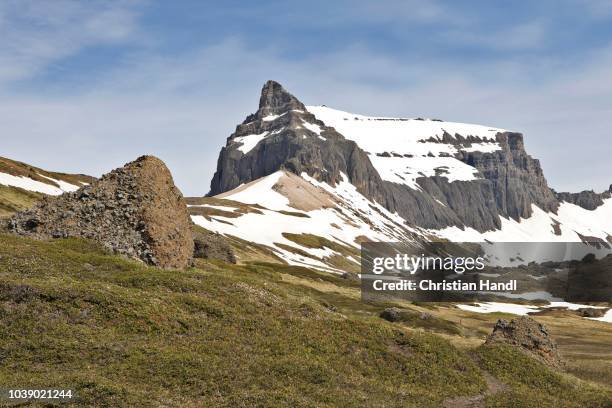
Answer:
[
  {"left": 485, "top": 316, "right": 563, "bottom": 368},
  {"left": 8, "top": 156, "right": 193, "bottom": 269},
  {"left": 576, "top": 307, "right": 608, "bottom": 318},
  {"left": 380, "top": 307, "right": 403, "bottom": 322}
]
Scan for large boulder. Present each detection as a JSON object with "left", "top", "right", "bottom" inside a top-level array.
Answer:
[
  {"left": 485, "top": 316, "right": 563, "bottom": 368},
  {"left": 8, "top": 156, "right": 193, "bottom": 269}
]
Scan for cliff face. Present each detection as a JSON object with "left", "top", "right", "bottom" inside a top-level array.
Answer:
[
  {"left": 462, "top": 133, "right": 559, "bottom": 218},
  {"left": 208, "top": 81, "right": 586, "bottom": 232}
]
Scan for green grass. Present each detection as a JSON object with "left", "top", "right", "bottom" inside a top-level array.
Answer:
[
  {"left": 282, "top": 233, "right": 358, "bottom": 255},
  {"left": 381, "top": 308, "right": 463, "bottom": 336},
  {"left": 0, "top": 233, "right": 610, "bottom": 407},
  {"left": 475, "top": 345, "right": 611, "bottom": 407}
]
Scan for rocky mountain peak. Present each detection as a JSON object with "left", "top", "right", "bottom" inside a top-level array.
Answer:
[
  {"left": 8, "top": 155, "right": 194, "bottom": 269},
  {"left": 252, "top": 80, "right": 306, "bottom": 119},
  {"left": 209, "top": 81, "right": 389, "bottom": 203}
]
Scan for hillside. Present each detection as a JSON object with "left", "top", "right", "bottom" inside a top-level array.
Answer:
[
  {"left": 0, "top": 232, "right": 610, "bottom": 407},
  {"left": 0, "top": 156, "right": 94, "bottom": 217},
  {"left": 191, "top": 170, "right": 422, "bottom": 272}
]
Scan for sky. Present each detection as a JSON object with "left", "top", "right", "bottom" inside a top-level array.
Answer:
[{"left": 1, "top": 0, "right": 611, "bottom": 195}]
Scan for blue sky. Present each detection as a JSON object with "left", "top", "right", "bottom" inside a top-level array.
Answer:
[{"left": 1, "top": 0, "right": 611, "bottom": 195}]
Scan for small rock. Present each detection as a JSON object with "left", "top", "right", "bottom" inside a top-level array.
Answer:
[
  {"left": 340, "top": 272, "right": 359, "bottom": 281},
  {"left": 380, "top": 307, "right": 403, "bottom": 322}
]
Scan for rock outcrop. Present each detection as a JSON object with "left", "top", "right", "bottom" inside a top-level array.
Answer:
[
  {"left": 485, "top": 316, "right": 563, "bottom": 368},
  {"left": 8, "top": 156, "right": 193, "bottom": 269},
  {"left": 554, "top": 187, "right": 611, "bottom": 210}
]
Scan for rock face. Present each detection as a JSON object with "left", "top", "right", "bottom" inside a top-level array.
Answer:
[
  {"left": 486, "top": 316, "right": 563, "bottom": 368},
  {"left": 208, "top": 81, "right": 574, "bottom": 232},
  {"left": 8, "top": 156, "right": 193, "bottom": 269}
]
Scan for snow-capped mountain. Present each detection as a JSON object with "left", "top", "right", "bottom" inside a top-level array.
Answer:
[{"left": 198, "top": 81, "right": 612, "bottom": 271}]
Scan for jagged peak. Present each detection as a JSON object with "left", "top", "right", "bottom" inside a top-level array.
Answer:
[{"left": 257, "top": 80, "right": 306, "bottom": 117}]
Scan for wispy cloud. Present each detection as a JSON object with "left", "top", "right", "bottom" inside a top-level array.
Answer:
[
  {"left": 313, "top": 0, "right": 469, "bottom": 26},
  {"left": 446, "top": 20, "right": 548, "bottom": 51},
  {"left": 0, "top": 0, "right": 143, "bottom": 85}
]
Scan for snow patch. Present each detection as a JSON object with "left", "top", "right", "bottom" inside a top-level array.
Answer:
[
  {"left": 369, "top": 155, "right": 481, "bottom": 188},
  {"left": 38, "top": 174, "right": 80, "bottom": 193},
  {"left": 301, "top": 119, "right": 322, "bottom": 135},
  {"left": 462, "top": 143, "right": 502, "bottom": 153},
  {"left": 431, "top": 200, "right": 612, "bottom": 248},
  {"left": 457, "top": 301, "right": 609, "bottom": 324},
  {"left": 233, "top": 128, "right": 285, "bottom": 154},
  {"left": 233, "top": 132, "right": 269, "bottom": 154},
  {"left": 0, "top": 172, "right": 79, "bottom": 195},
  {"left": 262, "top": 112, "right": 287, "bottom": 121}
]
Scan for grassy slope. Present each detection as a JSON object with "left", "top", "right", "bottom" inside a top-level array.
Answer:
[
  {"left": 0, "top": 156, "right": 94, "bottom": 218},
  {"left": 0, "top": 234, "right": 610, "bottom": 407},
  {"left": 0, "top": 156, "right": 94, "bottom": 186},
  {"left": 0, "top": 184, "right": 43, "bottom": 218}
]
